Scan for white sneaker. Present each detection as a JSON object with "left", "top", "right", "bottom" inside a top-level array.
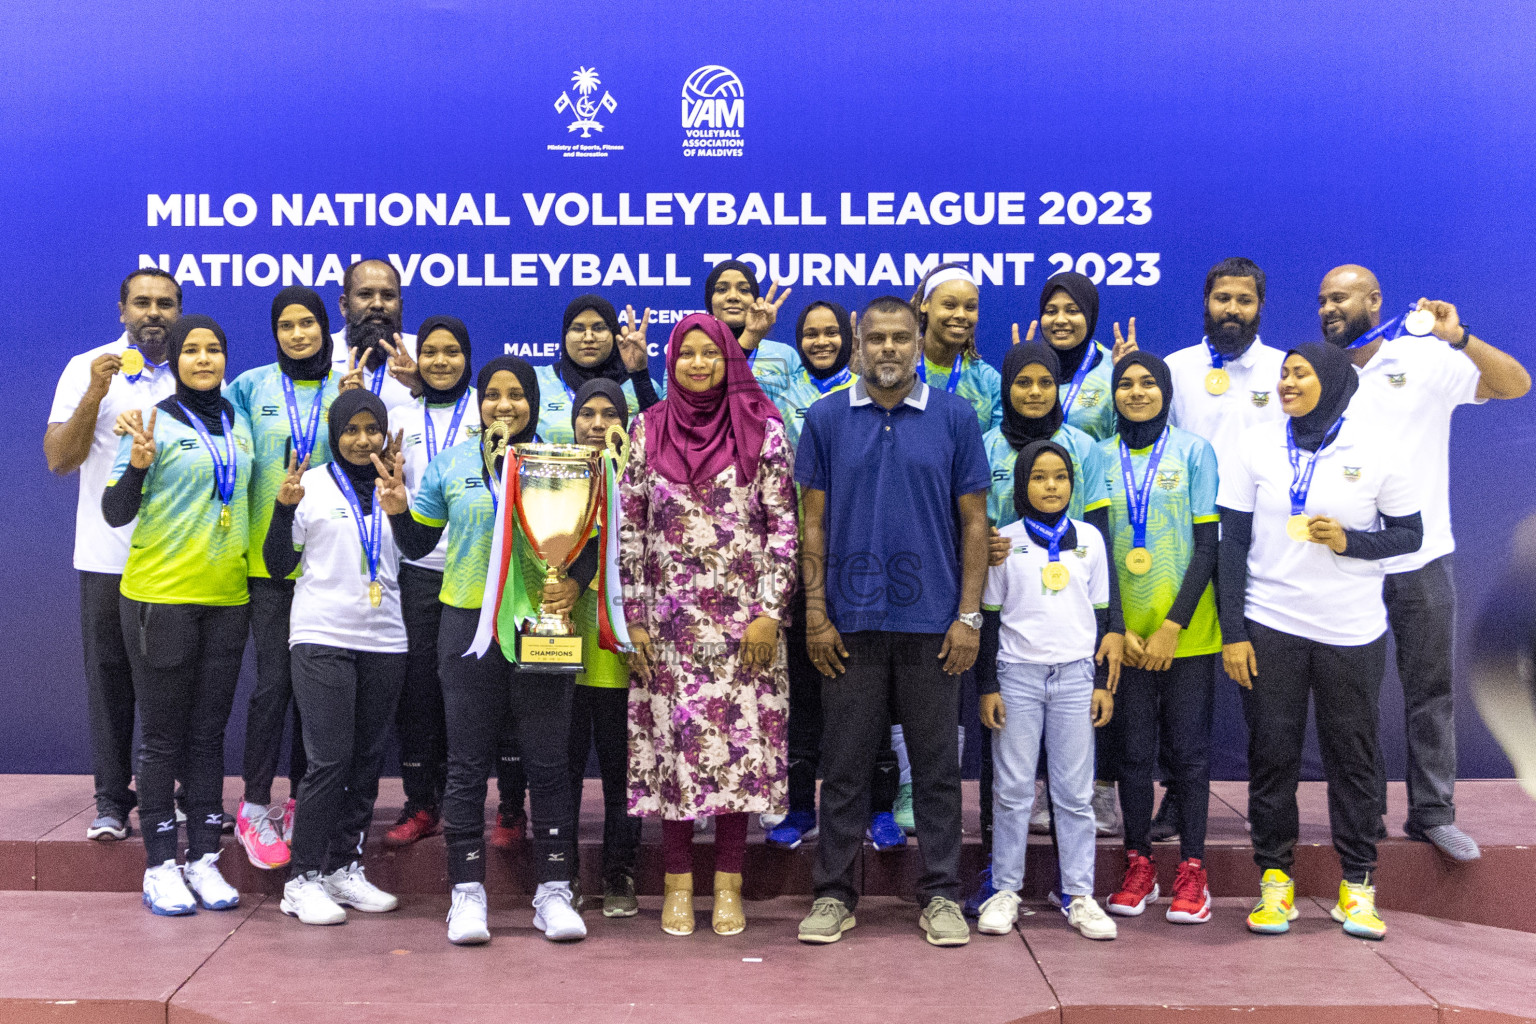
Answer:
[
  {"left": 1067, "top": 895, "right": 1118, "bottom": 940},
  {"left": 1093, "top": 782, "right": 1121, "bottom": 837},
  {"left": 182, "top": 851, "right": 240, "bottom": 910},
  {"left": 977, "top": 890, "right": 1021, "bottom": 935},
  {"left": 759, "top": 812, "right": 786, "bottom": 831},
  {"left": 142, "top": 860, "right": 197, "bottom": 916},
  {"left": 323, "top": 862, "right": 399, "bottom": 913},
  {"left": 532, "top": 881, "right": 587, "bottom": 941},
  {"left": 1029, "top": 779, "right": 1052, "bottom": 834},
  {"left": 447, "top": 882, "right": 491, "bottom": 945},
  {"left": 281, "top": 873, "right": 347, "bottom": 925}
]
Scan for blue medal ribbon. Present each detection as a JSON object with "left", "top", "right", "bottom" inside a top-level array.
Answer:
[
  {"left": 177, "top": 404, "right": 238, "bottom": 514},
  {"left": 809, "top": 365, "right": 853, "bottom": 395},
  {"left": 423, "top": 391, "right": 470, "bottom": 463},
  {"left": 1060, "top": 344, "right": 1101, "bottom": 416},
  {"left": 328, "top": 463, "right": 383, "bottom": 589},
  {"left": 1203, "top": 336, "right": 1225, "bottom": 370},
  {"left": 1118, "top": 427, "right": 1170, "bottom": 550},
  {"left": 1024, "top": 516, "right": 1071, "bottom": 562},
  {"left": 281, "top": 371, "right": 328, "bottom": 465},
  {"left": 368, "top": 363, "right": 387, "bottom": 395},
  {"left": 1341, "top": 306, "right": 1417, "bottom": 351},
  {"left": 916, "top": 351, "right": 964, "bottom": 394},
  {"left": 1285, "top": 417, "right": 1345, "bottom": 515}
]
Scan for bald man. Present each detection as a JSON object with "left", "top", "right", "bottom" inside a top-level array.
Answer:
[{"left": 1318, "top": 264, "right": 1529, "bottom": 861}]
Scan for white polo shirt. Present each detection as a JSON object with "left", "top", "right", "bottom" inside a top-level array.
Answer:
[
  {"left": 1218, "top": 417, "right": 1419, "bottom": 646},
  {"left": 48, "top": 333, "right": 178, "bottom": 573},
  {"left": 1348, "top": 335, "right": 1483, "bottom": 574},
  {"left": 982, "top": 517, "right": 1110, "bottom": 665},
  {"left": 331, "top": 330, "right": 418, "bottom": 410},
  {"left": 1166, "top": 336, "right": 1286, "bottom": 480},
  {"left": 288, "top": 466, "right": 408, "bottom": 654},
  {"left": 389, "top": 388, "right": 478, "bottom": 573}
]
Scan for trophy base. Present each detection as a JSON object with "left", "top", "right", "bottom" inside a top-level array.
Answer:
[{"left": 518, "top": 634, "right": 584, "bottom": 674}]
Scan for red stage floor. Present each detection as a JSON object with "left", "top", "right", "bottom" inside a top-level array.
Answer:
[{"left": 2, "top": 775, "right": 1534, "bottom": 1022}]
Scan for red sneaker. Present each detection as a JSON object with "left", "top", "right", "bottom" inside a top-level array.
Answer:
[
  {"left": 488, "top": 812, "right": 525, "bottom": 851},
  {"left": 1107, "top": 853, "right": 1160, "bottom": 917},
  {"left": 1165, "top": 858, "right": 1212, "bottom": 924},
  {"left": 383, "top": 808, "right": 441, "bottom": 848}
]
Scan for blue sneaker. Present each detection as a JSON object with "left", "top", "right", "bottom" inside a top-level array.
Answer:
[
  {"left": 865, "top": 812, "right": 907, "bottom": 851},
  {"left": 767, "top": 811, "right": 819, "bottom": 849},
  {"left": 963, "top": 864, "right": 996, "bottom": 918}
]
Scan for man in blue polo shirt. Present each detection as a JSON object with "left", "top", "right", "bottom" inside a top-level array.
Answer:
[{"left": 793, "top": 295, "right": 991, "bottom": 948}]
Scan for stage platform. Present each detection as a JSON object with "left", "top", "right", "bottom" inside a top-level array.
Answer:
[{"left": 1, "top": 776, "right": 1534, "bottom": 1022}]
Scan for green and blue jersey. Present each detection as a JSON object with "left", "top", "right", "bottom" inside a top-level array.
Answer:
[
  {"left": 983, "top": 423, "right": 1109, "bottom": 528},
  {"left": 781, "top": 367, "right": 858, "bottom": 450},
  {"left": 1060, "top": 342, "right": 1117, "bottom": 441},
  {"left": 534, "top": 364, "right": 660, "bottom": 446},
  {"left": 922, "top": 352, "right": 1003, "bottom": 435}
]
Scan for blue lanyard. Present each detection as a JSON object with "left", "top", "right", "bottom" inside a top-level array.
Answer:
[
  {"left": 809, "top": 365, "right": 853, "bottom": 395},
  {"left": 1285, "top": 418, "right": 1345, "bottom": 515},
  {"left": 281, "top": 372, "right": 328, "bottom": 465},
  {"left": 1024, "top": 516, "right": 1071, "bottom": 562},
  {"left": 1343, "top": 307, "right": 1414, "bottom": 351},
  {"left": 1118, "top": 427, "right": 1170, "bottom": 550},
  {"left": 1203, "top": 336, "right": 1225, "bottom": 370},
  {"left": 423, "top": 391, "right": 470, "bottom": 463},
  {"left": 328, "top": 463, "right": 383, "bottom": 585},
  {"left": 368, "top": 363, "right": 387, "bottom": 395},
  {"left": 1060, "top": 345, "right": 1101, "bottom": 416},
  {"left": 178, "top": 404, "right": 238, "bottom": 510},
  {"left": 917, "top": 351, "right": 963, "bottom": 394}
]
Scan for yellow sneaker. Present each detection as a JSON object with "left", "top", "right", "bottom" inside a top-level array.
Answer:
[
  {"left": 1330, "top": 877, "right": 1386, "bottom": 940},
  {"left": 1246, "top": 868, "right": 1299, "bottom": 934}
]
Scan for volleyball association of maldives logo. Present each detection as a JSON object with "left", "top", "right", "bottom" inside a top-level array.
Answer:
[
  {"left": 681, "top": 65, "right": 744, "bottom": 157},
  {"left": 555, "top": 66, "right": 616, "bottom": 138}
]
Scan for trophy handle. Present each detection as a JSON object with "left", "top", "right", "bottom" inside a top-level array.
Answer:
[
  {"left": 482, "top": 419, "right": 512, "bottom": 480},
  {"left": 603, "top": 422, "right": 630, "bottom": 479}
]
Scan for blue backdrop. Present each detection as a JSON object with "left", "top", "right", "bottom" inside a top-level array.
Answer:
[{"left": 3, "top": 0, "right": 1532, "bottom": 778}]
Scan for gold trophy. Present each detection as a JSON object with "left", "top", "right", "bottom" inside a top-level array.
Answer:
[{"left": 510, "top": 442, "right": 604, "bottom": 670}]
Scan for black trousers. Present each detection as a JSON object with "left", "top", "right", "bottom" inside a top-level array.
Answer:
[
  {"left": 1381, "top": 556, "right": 1459, "bottom": 830},
  {"left": 120, "top": 597, "right": 249, "bottom": 867},
  {"left": 396, "top": 564, "right": 447, "bottom": 814},
  {"left": 82, "top": 572, "right": 138, "bottom": 817},
  {"left": 438, "top": 606, "right": 576, "bottom": 886},
  {"left": 288, "top": 643, "right": 406, "bottom": 878},
  {"left": 567, "top": 684, "right": 639, "bottom": 885},
  {"left": 241, "top": 577, "right": 306, "bottom": 805},
  {"left": 1241, "top": 619, "right": 1386, "bottom": 883},
  {"left": 814, "top": 631, "right": 962, "bottom": 910},
  {"left": 1117, "top": 654, "right": 1215, "bottom": 861}
]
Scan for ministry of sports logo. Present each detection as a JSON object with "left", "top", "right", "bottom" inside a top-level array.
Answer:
[
  {"left": 550, "top": 67, "right": 621, "bottom": 157},
  {"left": 681, "top": 65, "right": 744, "bottom": 157}
]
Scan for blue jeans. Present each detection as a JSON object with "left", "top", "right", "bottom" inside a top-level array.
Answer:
[{"left": 990, "top": 658, "right": 1097, "bottom": 896}]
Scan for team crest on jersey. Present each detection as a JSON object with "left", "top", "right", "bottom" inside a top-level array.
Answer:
[
  {"left": 1388, "top": 373, "right": 1407, "bottom": 388},
  {"left": 1073, "top": 546, "right": 1088, "bottom": 559},
  {"left": 1077, "top": 387, "right": 1102, "bottom": 409},
  {"left": 1342, "top": 466, "right": 1362, "bottom": 482},
  {"left": 260, "top": 404, "right": 281, "bottom": 417},
  {"left": 1250, "top": 391, "right": 1270, "bottom": 407},
  {"left": 328, "top": 508, "right": 350, "bottom": 520},
  {"left": 1155, "top": 469, "right": 1182, "bottom": 490}
]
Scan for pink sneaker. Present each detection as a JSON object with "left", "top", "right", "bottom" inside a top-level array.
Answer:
[
  {"left": 236, "top": 803, "right": 291, "bottom": 870},
  {"left": 282, "top": 799, "right": 297, "bottom": 844}
]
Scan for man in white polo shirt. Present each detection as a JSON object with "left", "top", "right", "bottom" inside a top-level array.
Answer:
[
  {"left": 332, "top": 258, "right": 420, "bottom": 409},
  {"left": 1319, "top": 263, "right": 1531, "bottom": 862},
  {"left": 45, "top": 268, "right": 181, "bottom": 841}
]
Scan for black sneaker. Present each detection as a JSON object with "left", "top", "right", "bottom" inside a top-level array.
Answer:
[
  {"left": 1149, "top": 790, "right": 1180, "bottom": 843},
  {"left": 86, "top": 812, "right": 129, "bottom": 841},
  {"left": 603, "top": 875, "right": 639, "bottom": 918}
]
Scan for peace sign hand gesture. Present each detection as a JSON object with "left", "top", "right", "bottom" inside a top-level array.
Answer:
[
  {"left": 1112, "top": 317, "right": 1139, "bottom": 362},
  {"left": 380, "top": 334, "right": 423, "bottom": 396},
  {"left": 1011, "top": 321, "right": 1039, "bottom": 346},
  {"left": 124, "top": 409, "right": 157, "bottom": 469},
  {"left": 617, "top": 305, "right": 652, "bottom": 373},
  {"left": 339, "top": 348, "right": 364, "bottom": 393},
  {"left": 742, "top": 282, "right": 792, "bottom": 345},
  {"left": 371, "top": 447, "right": 409, "bottom": 516},
  {"left": 277, "top": 451, "right": 309, "bottom": 506}
]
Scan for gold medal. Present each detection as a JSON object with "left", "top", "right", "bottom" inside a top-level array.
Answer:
[
  {"left": 119, "top": 348, "right": 145, "bottom": 376},
  {"left": 1125, "top": 547, "right": 1152, "bottom": 575},
  {"left": 1286, "top": 513, "right": 1312, "bottom": 542},
  {"left": 369, "top": 580, "right": 383, "bottom": 608},
  {"left": 1041, "top": 562, "right": 1070, "bottom": 591},
  {"left": 1205, "top": 368, "right": 1230, "bottom": 395},
  {"left": 218, "top": 505, "right": 231, "bottom": 529},
  {"left": 1404, "top": 308, "right": 1435, "bottom": 337}
]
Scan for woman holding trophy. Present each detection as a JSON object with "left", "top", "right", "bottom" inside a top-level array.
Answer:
[{"left": 620, "top": 313, "right": 799, "bottom": 938}]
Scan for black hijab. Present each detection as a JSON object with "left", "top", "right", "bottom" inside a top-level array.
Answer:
[
  {"left": 1286, "top": 342, "right": 1359, "bottom": 452},
  {"left": 557, "top": 294, "right": 630, "bottom": 394},
  {"left": 1000, "top": 341, "right": 1064, "bottom": 450},
  {"left": 703, "top": 260, "right": 760, "bottom": 340},
  {"left": 415, "top": 315, "right": 473, "bottom": 406},
  {"left": 477, "top": 356, "right": 541, "bottom": 446},
  {"left": 157, "top": 315, "right": 235, "bottom": 435},
  {"left": 1040, "top": 272, "right": 1101, "bottom": 382},
  {"left": 1014, "top": 439, "right": 1078, "bottom": 551},
  {"left": 270, "top": 286, "right": 332, "bottom": 381},
  {"left": 570, "top": 378, "right": 631, "bottom": 438},
  {"left": 1113, "top": 350, "right": 1174, "bottom": 451},
  {"left": 793, "top": 301, "right": 853, "bottom": 381},
  {"left": 326, "top": 389, "right": 389, "bottom": 513}
]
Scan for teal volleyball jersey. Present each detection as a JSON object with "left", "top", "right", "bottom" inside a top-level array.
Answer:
[
  {"left": 1060, "top": 343, "right": 1117, "bottom": 441},
  {"left": 922, "top": 352, "right": 1003, "bottom": 435},
  {"left": 984, "top": 422, "right": 1109, "bottom": 528}
]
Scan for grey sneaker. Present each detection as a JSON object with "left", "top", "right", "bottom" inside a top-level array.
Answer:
[
  {"left": 919, "top": 896, "right": 971, "bottom": 946},
  {"left": 87, "top": 813, "right": 129, "bottom": 841},
  {"left": 1412, "top": 823, "right": 1481, "bottom": 863},
  {"left": 798, "top": 897, "right": 856, "bottom": 944},
  {"left": 602, "top": 875, "right": 639, "bottom": 918},
  {"left": 1093, "top": 782, "right": 1122, "bottom": 837}
]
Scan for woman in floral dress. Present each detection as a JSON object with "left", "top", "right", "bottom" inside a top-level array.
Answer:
[{"left": 620, "top": 312, "right": 798, "bottom": 938}]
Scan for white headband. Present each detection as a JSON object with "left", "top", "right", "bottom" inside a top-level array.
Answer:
[{"left": 922, "top": 267, "right": 977, "bottom": 299}]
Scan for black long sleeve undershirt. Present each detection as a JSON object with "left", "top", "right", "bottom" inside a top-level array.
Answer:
[
  {"left": 630, "top": 370, "right": 660, "bottom": 411},
  {"left": 1343, "top": 511, "right": 1423, "bottom": 562},
  {"left": 1166, "top": 521, "right": 1219, "bottom": 629},
  {"left": 388, "top": 510, "right": 600, "bottom": 592},
  {"left": 1083, "top": 505, "right": 1124, "bottom": 634},
  {"left": 101, "top": 464, "right": 148, "bottom": 527},
  {"left": 262, "top": 502, "right": 302, "bottom": 580}
]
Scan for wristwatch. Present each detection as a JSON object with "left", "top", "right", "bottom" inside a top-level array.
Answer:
[
  {"left": 1450, "top": 322, "right": 1472, "bottom": 350},
  {"left": 957, "top": 612, "right": 983, "bottom": 630}
]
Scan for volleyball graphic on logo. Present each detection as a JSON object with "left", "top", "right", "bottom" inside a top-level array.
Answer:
[{"left": 681, "top": 65, "right": 744, "bottom": 128}]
